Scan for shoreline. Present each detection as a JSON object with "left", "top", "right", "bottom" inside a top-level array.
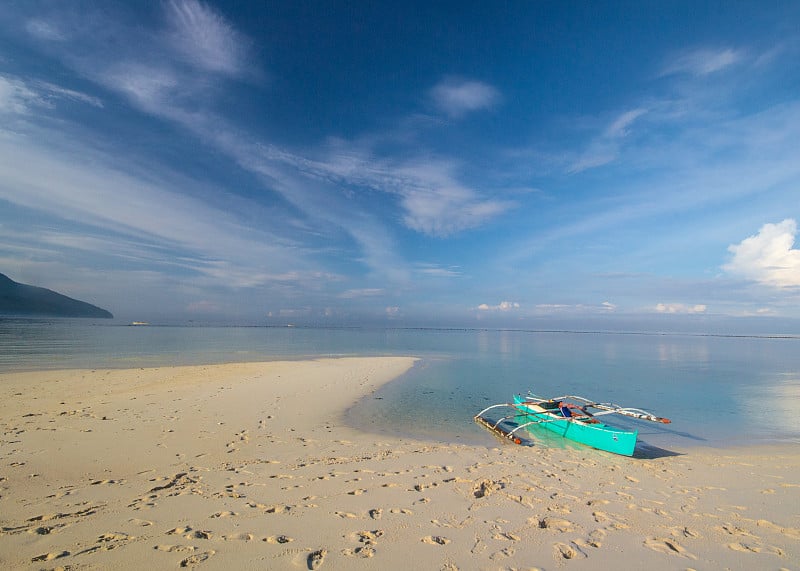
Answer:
[{"left": 1, "top": 359, "right": 798, "bottom": 569}]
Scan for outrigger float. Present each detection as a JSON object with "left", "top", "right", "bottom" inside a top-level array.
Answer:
[{"left": 474, "top": 393, "right": 671, "bottom": 456}]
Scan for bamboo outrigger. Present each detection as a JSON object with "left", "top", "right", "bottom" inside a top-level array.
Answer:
[{"left": 474, "top": 392, "right": 671, "bottom": 456}]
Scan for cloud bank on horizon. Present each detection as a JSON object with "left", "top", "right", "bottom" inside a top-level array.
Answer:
[{"left": 1, "top": 1, "right": 799, "bottom": 328}]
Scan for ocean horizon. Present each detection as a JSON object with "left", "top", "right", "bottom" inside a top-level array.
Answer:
[{"left": 3, "top": 318, "right": 799, "bottom": 452}]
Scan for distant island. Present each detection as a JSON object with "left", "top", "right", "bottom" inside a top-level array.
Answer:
[{"left": 0, "top": 272, "right": 113, "bottom": 319}]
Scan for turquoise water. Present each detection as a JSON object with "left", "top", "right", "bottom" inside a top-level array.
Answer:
[{"left": 2, "top": 318, "right": 799, "bottom": 450}]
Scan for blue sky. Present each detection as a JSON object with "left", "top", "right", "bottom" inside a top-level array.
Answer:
[{"left": 1, "top": 1, "right": 799, "bottom": 330}]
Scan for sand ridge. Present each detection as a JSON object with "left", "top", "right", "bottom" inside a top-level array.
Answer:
[{"left": 1, "top": 358, "right": 798, "bottom": 569}]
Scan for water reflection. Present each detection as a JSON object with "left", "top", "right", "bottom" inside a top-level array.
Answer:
[
  {"left": 739, "top": 375, "right": 800, "bottom": 439},
  {"left": 656, "top": 340, "right": 710, "bottom": 364}
]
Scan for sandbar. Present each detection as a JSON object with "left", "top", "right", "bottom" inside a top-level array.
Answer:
[{"left": 1, "top": 358, "right": 798, "bottom": 570}]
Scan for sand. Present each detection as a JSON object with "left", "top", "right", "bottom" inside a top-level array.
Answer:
[{"left": 1, "top": 357, "right": 798, "bottom": 570}]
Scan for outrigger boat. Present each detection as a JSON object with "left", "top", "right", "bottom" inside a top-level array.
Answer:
[{"left": 474, "top": 392, "right": 671, "bottom": 456}]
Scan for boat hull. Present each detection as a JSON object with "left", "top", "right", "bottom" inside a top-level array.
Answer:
[{"left": 512, "top": 395, "right": 637, "bottom": 456}]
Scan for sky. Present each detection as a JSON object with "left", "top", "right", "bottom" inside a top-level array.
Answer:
[{"left": 1, "top": 1, "right": 799, "bottom": 331}]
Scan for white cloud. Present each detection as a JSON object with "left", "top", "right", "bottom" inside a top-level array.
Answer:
[
  {"left": 569, "top": 107, "right": 648, "bottom": 173},
  {"left": 0, "top": 131, "right": 309, "bottom": 290},
  {"left": 724, "top": 219, "right": 800, "bottom": 288},
  {"left": 533, "top": 302, "right": 618, "bottom": 314},
  {"left": 655, "top": 303, "right": 707, "bottom": 314},
  {"left": 661, "top": 47, "right": 743, "bottom": 77},
  {"left": 429, "top": 78, "right": 501, "bottom": 118},
  {"left": 165, "top": 0, "right": 249, "bottom": 76},
  {"left": 339, "top": 288, "right": 384, "bottom": 299},
  {"left": 0, "top": 74, "right": 103, "bottom": 114},
  {"left": 0, "top": 75, "right": 42, "bottom": 114},
  {"left": 416, "top": 264, "right": 461, "bottom": 278},
  {"left": 477, "top": 301, "right": 519, "bottom": 311},
  {"left": 605, "top": 108, "right": 648, "bottom": 138},
  {"left": 397, "top": 166, "right": 512, "bottom": 236},
  {"left": 275, "top": 145, "right": 513, "bottom": 237},
  {"left": 102, "top": 63, "right": 179, "bottom": 112},
  {"left": 25, "top": 18, "right": 66, "bottom": 42},
  {"left": 35, "top": 81, "right": 103, "bottom": 108}
]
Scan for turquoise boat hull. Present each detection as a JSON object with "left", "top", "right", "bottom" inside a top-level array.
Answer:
[{"left": 512, "top": 395, "right": 638, "bottom": 456}]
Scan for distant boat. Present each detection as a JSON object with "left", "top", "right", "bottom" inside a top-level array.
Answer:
[{"left": 129, "top": 321, "right": 149, "bottom": 326}]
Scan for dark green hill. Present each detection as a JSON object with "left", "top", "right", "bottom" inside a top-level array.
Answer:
[{"left": 0, "top": 273, "right": 113, "bottom": 318}]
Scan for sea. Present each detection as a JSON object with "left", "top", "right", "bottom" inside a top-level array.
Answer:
[{"left": 2, "top": 318, "right": 799, "bottom": 452}]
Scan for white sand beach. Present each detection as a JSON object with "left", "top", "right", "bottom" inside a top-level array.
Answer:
[{"left": 1, "top": 358, "right": 798, "bottom": 570}]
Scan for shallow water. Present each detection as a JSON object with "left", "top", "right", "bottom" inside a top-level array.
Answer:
[{"left": 2, "top": 319, "right": 798, "bottom": 450}]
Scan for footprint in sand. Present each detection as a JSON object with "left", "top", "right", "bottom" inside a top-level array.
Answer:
[
  {"left": 676, "top": 526, "right": 702, "bottom": 538},
  {"left": 643, "top": 537, "right": 696, "bottom": 559},
  {"left": 180, "top": 550, "right": 215, "bottom": 567},
  {"left": 422, "top": 535, "right": 451, "bottom": 545},
  {"left": 728, "top": 542, "right": 784, "bottom": 555},
  {"left": 489, "top": 547, "right": 515, "bottom": 560},
  {"left": 718, "top": 524, "right": 756, "bottom": 538},
  {"left": 223, "top": 533, "right": 254, "bottom": 541},
  {"left": 473, "top": 479, "right": 498, "bottom": 498},
  {"left": 308, "top": 548, "right": 327, "bottom": 569},
  {"left": 756, "top": 519, "right": 800, "bottom": 539},
  {"left": 246, "top": 501, "right": 268, "bottom": 509},
  {"left": 343, "top": 546, "right": 376, "bottom": 558},
  {"left": 587, "top": 499, "right": 610, "bottom": 506},
  {"left": 538, "top": 517, "right": 576, "bottom": 532},
  {"left": 99, "top": 532, "right": 135, "bottom": 543},
  {"left": 31, "top": 551, "right": 69, "bottom": 562},
  {"left": 353, "top": 529, "right": 383, "bottom": 544},
  {"left": 154, "top": 544, "right": 197, "bottom": 553},
  {"left": 553, "top": 542, "right": 585, "bottom": 560},
  {"left": 264, "top": 535, "right": 294, "bottom": 544},
  {"left": 369, "top": 508, "right": 383, "bottom": 520},
  {"left": 28, "top": 525, "right": 61, "bottom": 536},
  {"left": 576, "top": 536, "right": 602, "bottom": 549},
  {"left": 591, "top": 511, "right": 629, "bottom": 530},
  {"left": 187, "top": 530, "right": 213, "bottom": 540}
]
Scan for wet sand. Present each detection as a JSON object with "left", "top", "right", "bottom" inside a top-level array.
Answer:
[{"left": 1, "top": 358, "right": 798, "bottom": 570}]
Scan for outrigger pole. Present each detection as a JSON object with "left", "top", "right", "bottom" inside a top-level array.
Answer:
[
  {"left": 522, "top": 393, "right": 671, "bottom": 424},
  {"left": 473, "top": 403, "right": 567, "bottom": 445}
]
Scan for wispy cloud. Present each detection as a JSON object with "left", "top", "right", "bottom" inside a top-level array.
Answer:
[
  {"left": 9, "top": 3, "right": 410, "bottom": 288},
  {"left": 339, "top": 288, "right": 384, "bottom": 299},
  {"left": 164, "top": 0, "right": 250, "bottom": 76},
  {"left": 24, "top": 18, "right": 66, "bottom": 42},
  {"left": 416, "top": 264, "right": 461, "bottom": 278},
  {"left": 477, "top": 301, "right": 519, "bottom": 311},
  {"left": 16, "top": 3, "right": 510, "bottom": 275},
  {"left": 0, "top": 75, "right": 41, "bottom": 114},
  {"left": 429, "top": 77, "right": 501, "bottom": 118},
  {"left": 0, "top": 74, "right": 103, "bottom": 115},
  {"left": 568, "top": 107, "right": 648, "bottom": 173},
  {"left": 655, "top": 303, "right": 707, "bottom": 314},
  {"left": 661, "top": 47, "right": 744, "bottom": 77},
  {"left": 267, "top": 143, "right": 513, "bottom": 237},
  {"left": 724, "top": 219, "right": 800, "bottom": 288},
  {"left": 0, "top": 130, "right": 310, "bottom": 291},
  {"left": 394, "top": 160, "right": 512, "bottom": 236}
]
